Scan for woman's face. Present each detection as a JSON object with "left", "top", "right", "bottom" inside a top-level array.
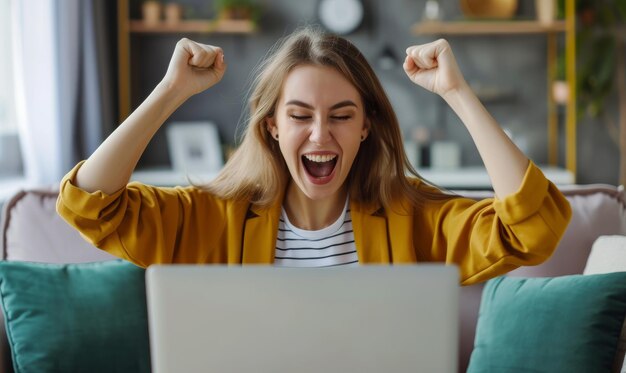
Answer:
[{"left": 268, "top": 64, "right": 369, "bottom": 201}]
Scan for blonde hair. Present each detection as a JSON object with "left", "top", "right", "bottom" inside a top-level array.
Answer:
[{"left": 205, "top": 26, "right": 444, "bottom": 208}]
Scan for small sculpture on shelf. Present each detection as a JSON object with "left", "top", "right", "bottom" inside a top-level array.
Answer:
[{"left": 422, "top": 0, "right": 442, "bottom": 22}]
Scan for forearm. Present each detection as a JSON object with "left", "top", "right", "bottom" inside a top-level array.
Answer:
[
  {"left": 443, "top": 84, "right": 529, "bottom": 198},
  {"left": 75, "top": 82, "right": 188, "bottom": 194}
]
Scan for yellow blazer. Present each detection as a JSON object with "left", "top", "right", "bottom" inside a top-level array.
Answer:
[{"left": 57, "top": 161, "right": 571, "bottom": 285}]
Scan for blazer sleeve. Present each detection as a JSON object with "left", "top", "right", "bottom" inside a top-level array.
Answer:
[
  {"left": 418, "top": 161, "right": 572, "bottom": 285},
  {"left": 56, "top": 161, "right": 228, "bottom": 267}
]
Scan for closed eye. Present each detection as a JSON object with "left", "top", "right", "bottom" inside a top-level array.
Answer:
[
  {"left": 331, "top": 115, "right": 352, "bottom": 121},
  {"left": 290, "top": 115, "right": 311, "bottom": 121}
]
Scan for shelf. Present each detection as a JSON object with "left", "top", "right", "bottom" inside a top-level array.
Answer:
[
  {"left": 412, "top": 20, "right": 566, "bottom": 35},
  {"left": 470, "top": 84, "right": 517, "bottom": 103},
  {"left": 129, "top": 19, "right": 257, "bottom": 34},
  {"left": 117, "top": 0, "right": 260, "bottom": 121},
  {"left": 417, "top": 166, "right": 574, "bottom": 189},
  {"left": 410, "top": 4, "right": 577, "bottom": 181}
]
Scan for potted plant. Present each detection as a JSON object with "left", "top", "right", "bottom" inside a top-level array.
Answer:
[
  {"left": 576, "top": 0, "right": 626, "bottom": 183},
  {"left": 215, "top": 0, "right": 259, "bottom": 22}
]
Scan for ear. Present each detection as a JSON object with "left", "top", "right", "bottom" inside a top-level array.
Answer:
[
  {"left": 361, "top": 118, "right": 371, "bottom": 141},
  {"left": 266, "top": 116, "right": 278, "bottom": 139}
]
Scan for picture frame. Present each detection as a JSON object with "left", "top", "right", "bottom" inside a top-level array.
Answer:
[{"left": 166, "top": 121, "right": 223, "bottom": 173}]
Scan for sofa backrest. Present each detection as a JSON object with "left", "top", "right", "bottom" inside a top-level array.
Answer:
[
  {"left": 457, "top": 184, "right": 626, "bottom": 277},
  {"left": 4, "top": 184, "right": 624, "bottom": 268},
  {"left": 1, "top": 189, "right": 115, "bottom": 263},
  {"left": 517, "top": 184, "right": 625, "bottom": 277}
]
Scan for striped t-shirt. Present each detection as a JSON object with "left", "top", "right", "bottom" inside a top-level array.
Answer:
[{"left": 273, "top": 199, "right": 359, "bottom": 268}]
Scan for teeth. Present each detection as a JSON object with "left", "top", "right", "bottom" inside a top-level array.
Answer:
[{"left": 304, "top": 154, "right": 337, "bottom": 163}]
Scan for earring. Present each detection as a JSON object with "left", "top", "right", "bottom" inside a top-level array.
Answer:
[
  {"left": 275, "top": 134, "right": 279, "bottom": 140},
  {"left": 361, "top": 135, "right": 365, "bottom": 141}
]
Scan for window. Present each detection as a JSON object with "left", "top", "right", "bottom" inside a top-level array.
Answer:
[{"left": 0, "top": 0, "right": 23, "bottom": 180}]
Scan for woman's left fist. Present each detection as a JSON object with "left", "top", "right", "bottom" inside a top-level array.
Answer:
[{"left": 403, "top": 39, "right": 467, "bottom": 97}]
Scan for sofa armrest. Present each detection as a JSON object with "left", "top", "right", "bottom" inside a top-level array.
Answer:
[{"left": 0, "top": 188, "right": 118, "bottom": 372}]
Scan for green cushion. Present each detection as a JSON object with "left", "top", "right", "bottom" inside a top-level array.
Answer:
[
  {"left": 0, "top": 260, "right": 150, "bottom": 373},
  {"left": 468, "top": 273, "right": 626, "bottom": 373}
]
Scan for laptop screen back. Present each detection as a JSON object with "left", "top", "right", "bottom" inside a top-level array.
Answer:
[{"left": 146, "top": 265, "right": 459, "bottom": 373}]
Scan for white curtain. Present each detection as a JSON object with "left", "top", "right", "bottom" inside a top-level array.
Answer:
[
  {"left": 12, "top": 0, "right": 62, "bottom": 185},
  {"left": 11, "top": 0, "right": 110, "bottom": 187}
]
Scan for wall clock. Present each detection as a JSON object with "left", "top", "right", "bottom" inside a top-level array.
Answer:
[{"left": 317, "top": 0, "right": 364, "bottom": 35}]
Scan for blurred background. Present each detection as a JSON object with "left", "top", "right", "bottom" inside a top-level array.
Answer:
[{"left": 0, "top": 0, "right": 624, "bottom": 202}]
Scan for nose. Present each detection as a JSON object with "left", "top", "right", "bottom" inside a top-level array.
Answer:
[{"left": 309, "top": 117, "right": 332, "bottom": 145}]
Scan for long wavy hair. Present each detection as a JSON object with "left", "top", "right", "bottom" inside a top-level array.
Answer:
[{"left": 205, "top": 26, "right": 445, "bottom": 209}]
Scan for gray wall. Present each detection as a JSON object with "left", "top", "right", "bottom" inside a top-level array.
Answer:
[{"left": 128, "top": 0, "right": 620, "bottom": 185}]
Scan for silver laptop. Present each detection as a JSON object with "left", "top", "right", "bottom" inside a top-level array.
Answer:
[{"left": 146, "top": 265, "right": 459, "bottom": 373}]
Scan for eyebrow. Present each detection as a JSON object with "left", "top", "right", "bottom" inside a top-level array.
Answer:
[{"left": 284, "top": 100, "right": 358, "bottom": 110}]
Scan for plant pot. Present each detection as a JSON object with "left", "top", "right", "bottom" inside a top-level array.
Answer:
[
  {"left": 460, "top": 0, "right": 517, "bottom": 19},
  {"left": 219, "top": 6, "right": 252, "bottom": 21},
  {"left": 164, "top": 3, "right": 183, "bottom": 24},
  {"left": 142, "top": 1, "right": 162, "bottom": 26}
]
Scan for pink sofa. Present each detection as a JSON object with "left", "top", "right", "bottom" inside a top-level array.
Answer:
[{"left": 1, "top": 184, "right": 625, "bottom": 372}]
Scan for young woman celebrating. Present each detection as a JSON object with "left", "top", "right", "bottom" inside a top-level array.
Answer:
[{"left": 57, "top": 27, "right": 571, "bottom": 285}]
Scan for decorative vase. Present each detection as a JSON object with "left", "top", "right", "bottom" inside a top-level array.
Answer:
[
  {"left": 552, "top": 81, "right": 569, "bottom": 105},
  {"left": 536, "top": 0, "right": 555, "bottom": 24}
]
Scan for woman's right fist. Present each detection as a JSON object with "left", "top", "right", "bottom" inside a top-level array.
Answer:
[{"left": 161, "top": 38, "right": 227, "bottom": 99}]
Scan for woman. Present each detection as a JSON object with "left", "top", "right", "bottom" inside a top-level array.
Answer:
[{"left": 57, "top": 27, "right": 571, "bottom": 285}]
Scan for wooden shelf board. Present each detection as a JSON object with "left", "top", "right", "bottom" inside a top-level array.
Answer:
[
  {"left": 129, "top": 19, "right": 257, "bottom": 34},
  {"left": 412, "top": 20, "right": 567, "bottom": 35}
]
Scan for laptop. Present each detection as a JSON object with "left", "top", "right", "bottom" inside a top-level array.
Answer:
[{"left": 146, "top": 264, "right": 459, "bottom": 373}]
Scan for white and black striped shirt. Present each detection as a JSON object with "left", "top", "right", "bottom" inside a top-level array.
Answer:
[{"left": 274, "top": 199, "right": 359, "bottom": 268}]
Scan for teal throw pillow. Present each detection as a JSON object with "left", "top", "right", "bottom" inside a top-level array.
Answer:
[
  {"left": 0, "top": 260, "right": 150, "bottom": 373},
  {"left": 468, "top": 272, "right": 626, "bottom": 373}
]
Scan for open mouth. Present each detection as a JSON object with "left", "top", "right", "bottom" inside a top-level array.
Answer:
[{"left": 302, "top": 154, "right": 338, "bottom": 179}]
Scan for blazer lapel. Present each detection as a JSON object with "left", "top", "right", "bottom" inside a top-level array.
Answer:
[
  {"left": 351, "top": 198, "right": 391, "bottom": 264},
  {"left": 385, "top": 203, "right": 417, "bottom": 263},
  {"left": 241, "top": 198, "right": 282, "bottom": 264}
]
